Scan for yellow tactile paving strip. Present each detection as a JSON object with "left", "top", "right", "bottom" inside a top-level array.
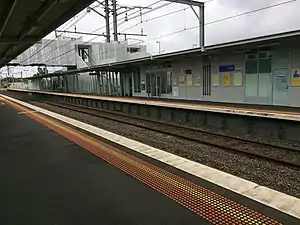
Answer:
[{"left": 1, "top": 96, "right": 283, "bottom": 225}]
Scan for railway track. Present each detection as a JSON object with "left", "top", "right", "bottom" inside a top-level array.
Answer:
[{"left": 12, "top": 95, "right": 300, "bottom": 169}]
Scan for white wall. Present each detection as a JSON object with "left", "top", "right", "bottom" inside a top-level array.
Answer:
[
  {"left": 171, "top": 58, "right": 203, "bottom": 100},
  {"left": 13, "top": 39, "right": 78, "bottom": 66},
  {"left": 207, "top": 53, "right": 245, "bottom": 103}
]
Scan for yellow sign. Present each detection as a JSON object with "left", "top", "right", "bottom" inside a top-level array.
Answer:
[
  {"left": 233, "top": 70, "right": 243, "bottom": 86},
  {"left": 291, "top": 69, "right": 300, "bottom": 87},
  {"left": 222, "top": 72, "right": 231, "bottom": 87},
  {"left": 186, "top": 74, "right": 193, "bottom": 86}
]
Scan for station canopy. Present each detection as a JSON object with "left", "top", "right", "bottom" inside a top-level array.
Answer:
[{"left": 0, "top": 0, "right": 95, "bottom": 67}]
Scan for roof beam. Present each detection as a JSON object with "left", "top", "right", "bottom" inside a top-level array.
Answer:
[
  {"left": 19, "top": 1, "right": 58, "bottom": 40},
  {"left": 164, "top": 0, "right": 204, "bottom": 7},
  {"left": 0, "top": 37, "right": 41, "bottom": 45},
  {"left": 0, "top": 0, "right": 18, "bottom": 37}
]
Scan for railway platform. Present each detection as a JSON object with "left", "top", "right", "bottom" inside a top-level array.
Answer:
[
  {"left": 1, "top": 94, "right": 300, "bottom": 224},
  {"left": 7, "top": 88, "right": 300, "bottom": 143}
]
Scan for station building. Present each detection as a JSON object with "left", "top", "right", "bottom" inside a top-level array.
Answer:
[{"left": 27, "top": 30, "right": 300, "bottom": 108}]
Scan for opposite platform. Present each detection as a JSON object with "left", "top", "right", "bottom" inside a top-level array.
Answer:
[{"left": 7, "top": 88, "right": 300, "bottom": 122}]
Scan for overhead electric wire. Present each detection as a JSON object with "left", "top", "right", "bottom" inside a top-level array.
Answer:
[
  {"left": 19, "top": 0, "right": 211, "bottom": 66},
  {"left": 120, "top": 0, "right": 216, "bottom": 33},
  {"left": 132, "top": 0, "right": 298, "bottom": 44},
  {"left": 121, "top": 7, "right": 190, "bottom": 33},
  {"left": 22, "top": 1, "right": 167, "bottom": 66},
  {"left": 22, "top": 0, "right": 214, "bottom": 65},
  {"left": 206, "top": 0, "right": 296, "bottom": 26},
  {"left": 59, "top": 10, "right": 86, "bottom": 31},
  {"left": 29, "top": 1, "right": 171, "bottom": 65},
  {"left": 42, "top": 0, "right": 296, "bottom": 66},
  {"left": 20, "top": 3, "right": 102, "bottom": 65},
  {"left": 20, "top": 10, "right": 90, "bottom": 64}
]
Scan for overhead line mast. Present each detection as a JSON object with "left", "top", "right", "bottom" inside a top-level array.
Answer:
[{"left": 164, "top": 0, "right": 205, "bottom": 50}]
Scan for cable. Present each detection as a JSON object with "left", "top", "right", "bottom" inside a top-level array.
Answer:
[
  {"left": 20, "top": 3, "right": 101, "bottom": 65},
  {"left": 22, "top": 1, "right": 166, "bottom": 66},
  {"left": 28, "top": 1, "right": 171, "bottom": 65},
  {"left": 121, "top": 7, "right": 189, "bottom": 33},
  {"left": 20, "top": 10, "right": 90, "bottom": 64},
  {"left": 41, "top": 0, "right": 297, "bottom": 65},
  {"left": 131, "top": 0, "right": 298, "bottom": 44},
  {"left": 59, "top": 10, "right": 86, "bottom": 31},
  {"left": 43, "top": 0, "right": 297, "bottom": 65}
]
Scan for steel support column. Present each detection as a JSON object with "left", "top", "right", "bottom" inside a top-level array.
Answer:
[
  {"left": 199, "top": 5, "right": 204, "bottom": 50},
  {"left": 112, "top": 0, "right": 118, "bottom": 41},
  {"left": 105, "top": 0, "right": 111, "bottom": 43}
]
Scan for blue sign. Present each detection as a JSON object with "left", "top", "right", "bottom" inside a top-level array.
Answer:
[
  {"left": 219, "top": 65, "right": 235, "bottom": 73},
  {"left": 277, "top": 75, "right": 287, "bottom": 83}
]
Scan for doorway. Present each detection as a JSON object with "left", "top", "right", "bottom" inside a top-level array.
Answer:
[
  {"left": 152, "top": 73, "right": 161, "bottom": 97},
  {"left": 272, "top": 68, "right": 289, "bottom": 105},
  {"left": 146, "top": 72, "right": 161, "bottom": 97},
  {"left": 146, "top": 70, "right": 172, "bottom": 98},
  {"left": 122, "top": 73, "right": 133, "bottom": 97}
]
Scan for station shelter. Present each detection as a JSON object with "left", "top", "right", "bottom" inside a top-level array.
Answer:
[{"left": 124, "top": 30, "right": 300, "bottom": 107}]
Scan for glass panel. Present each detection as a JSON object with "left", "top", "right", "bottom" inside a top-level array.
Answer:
[
  {"left": 151, "top": 73, "right": 156, "bottom": 96},
  {"left": 146, "top": 73, "right": 151, "bottom": 94},
  {"left": 259, "top": 59, "right": 272, "bottom": 73},
  {"left": 157, "top": 76, "right": 161, "bottom": 96},
  {"left": 167, "top": 71, "right": 172, "bottom": 94},
  {"left": 161, "top": 72, "right": 167, "bottom": 94},
  {"left": 245, "top": 73, "right": 258, "bottom": 97},
  {"left": 245, "top": 60, "right": 258, "bottom": 74},
  {"left": 258, "top": 73, "right": 271, "bottom": 98},
  {"left": 134, "top": 70, "right": 141, "bottom": 93}
]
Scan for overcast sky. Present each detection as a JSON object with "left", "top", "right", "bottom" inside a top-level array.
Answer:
[
  {"left": 2, "top": 0, "right": 299, "bottom": 78},
  {"left": 45, "top": 0, "right": 300, "bottom": 54}
]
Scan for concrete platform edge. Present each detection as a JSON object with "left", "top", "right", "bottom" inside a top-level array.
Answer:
[{"left": 7, "top": 88, "right": 300, "bottom": 122}]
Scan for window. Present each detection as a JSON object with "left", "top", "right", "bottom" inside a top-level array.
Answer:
[
  {"left": 245, "top": 53, "right": 257, "bottom": 74},
  {"left": 160, "top": 71, "right": 173, "bottom": 94},
  {"left": 161, "top": 74, "right": 167, "bottom": 94},
  {"left": 167, "top": 71, "right": 172, "bottom": 94},
  {"left": 245, "top": 51, "right": 272, "bottom": 98},
  {"left": 246, "top": 60, "right": 258, "bottom": 74},
  {"left": 134, "top": 69, "right": 141, "bottom": 93},
  {"left": 259, "top": 51, "right": 272, "bottom": 73},
  {"left": 127, "top": 47, "right": 141, "bottom": 53}
]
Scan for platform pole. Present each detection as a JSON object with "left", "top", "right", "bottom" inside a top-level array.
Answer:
[
  {"left": 112, "top": 0, "right": 118, "bottom": 42},
  {"left": 6, "top": 66, "right": 9, "bottom": 88},
  {"left": 120, "top": 72, "right": 124, "bottom": 96},
  {"left": 101, "top": 72, "right": 105, "bottom": 95},
  {"left": 105, "top": 0, "right": 110, "bottom": 43},
  {"left": 109, "top": 72, "right": 113, "bottom": 96},
  {"left": 199, "top": 5, "right": 204, "bottom": 51}
]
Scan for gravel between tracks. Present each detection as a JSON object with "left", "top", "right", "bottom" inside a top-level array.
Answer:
[{"left": 18, "top": 99, "right": 300, "bottom": 198}]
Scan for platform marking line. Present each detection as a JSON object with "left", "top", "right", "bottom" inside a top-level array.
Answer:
[
  {"left": 1, "top": 97, "right": 283, "bottom": 225},
  {"left": 17, "top": 110, "right": 38, "bottom": 115}
]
